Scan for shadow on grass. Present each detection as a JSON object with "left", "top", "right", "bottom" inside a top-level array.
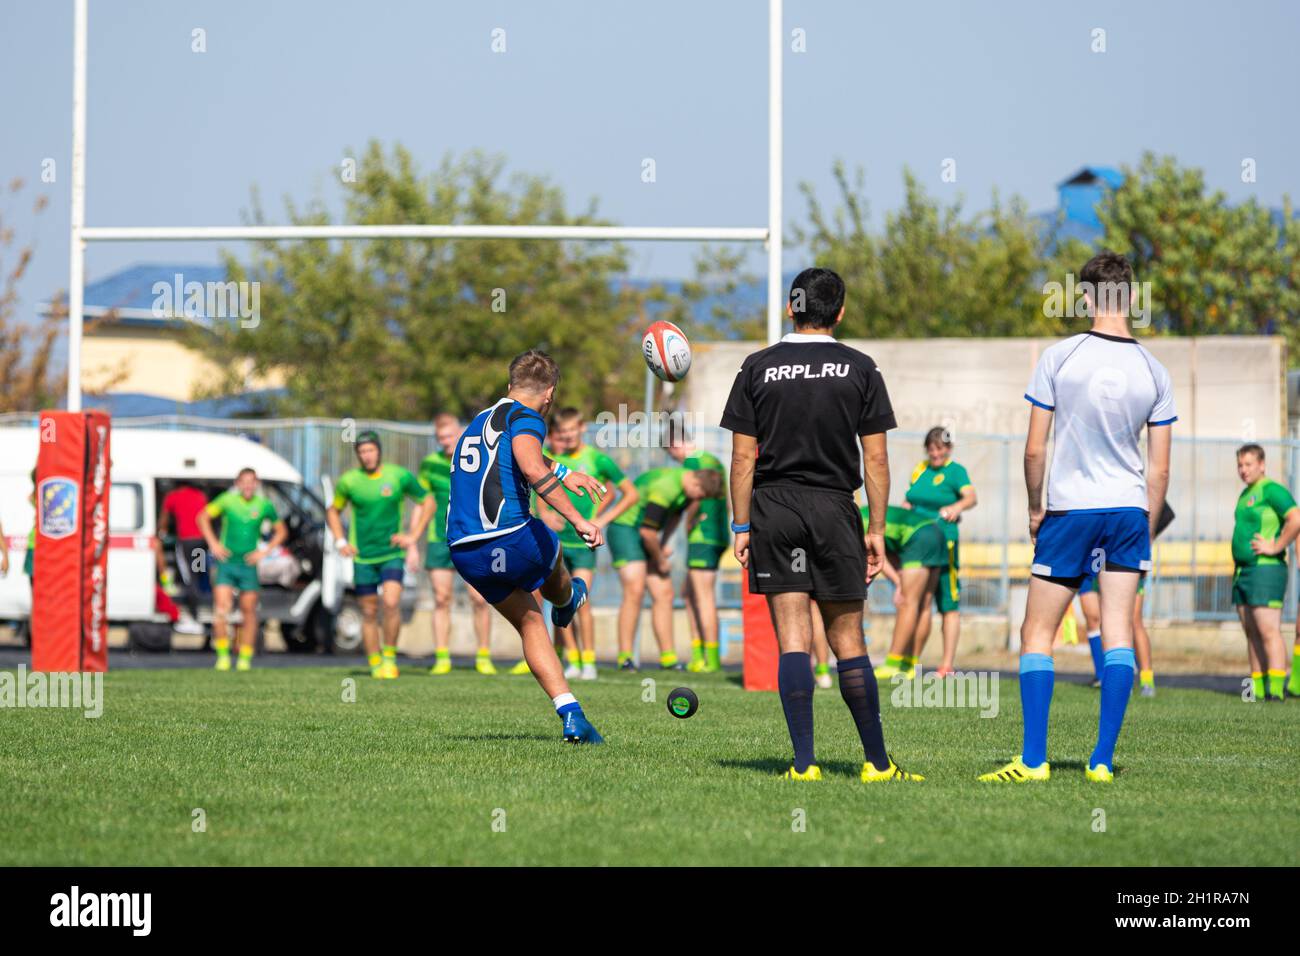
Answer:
[
  {"left": 717, "top": 757, "right": 864, "bottom": 778},
  {"left": 445, "top": 732, "right": 554, "bottom": 743}
]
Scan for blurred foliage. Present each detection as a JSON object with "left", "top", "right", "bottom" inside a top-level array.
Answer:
[
  {"left": 0, "top": 180, "right": 67, "bottom": 412},
  {"left": 195, "top": 144, "right": 646, "bottom": 420}
]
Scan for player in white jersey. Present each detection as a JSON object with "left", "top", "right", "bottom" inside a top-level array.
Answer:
[{"left": 981, "top": 251, "right": 1175, "bottom": 784}]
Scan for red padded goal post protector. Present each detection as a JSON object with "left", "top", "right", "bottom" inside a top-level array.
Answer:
[{"left": 31, "top": 410, "right": 111, "bottom": 673}]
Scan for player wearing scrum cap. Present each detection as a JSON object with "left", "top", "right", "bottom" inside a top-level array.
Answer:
[{"left": 327, "top": 430, "right": 434, "bottom": 679}]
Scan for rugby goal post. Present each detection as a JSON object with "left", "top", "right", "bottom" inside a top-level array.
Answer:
[{"left": 60, "top": 0, "right": 787, "bottom": 684}]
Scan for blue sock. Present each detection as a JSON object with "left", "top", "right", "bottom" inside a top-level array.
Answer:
[
  {"left": 1020, "top": 653, "right": 1055, "bottom": 768},
  {"left": 1087, "top": 632, "right": 1104, "bottom": 680},
  {"left": 1091, "top": 647, "right": 1136, "bottom": 770},
  {"left": 778, "top": 652, "right": 816, "bottom": 772}
]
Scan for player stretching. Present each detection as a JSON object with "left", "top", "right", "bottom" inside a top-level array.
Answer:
[
  {"left": 608, "top": 466, "right": 722, "bottom": 671},
  {"left": 981, "top": 252, "right": 1174, "bottom": 783},
  {"left": 723, "top": 266, "right": 923, "bottom": 783},
  {"left": 538, "top": 406, "right": 639, "bottom": 680},
  {"left": 667, "top": 424, "right": 729, "bottom": 674},
  {"left": 446, "top": 350, "right": 607, "bottom": 743},
  {"left": 1231, "top": 443, "right": 1300, "bottom": 702},
  {"left": 328, "top": 431, "right": 433, "bottom": 679},
  {"left": 419, "top": 413, "right": 495, "bottom": 676},
  {"left": 198, "top": 468, "right": 287, "bottom": 671}
]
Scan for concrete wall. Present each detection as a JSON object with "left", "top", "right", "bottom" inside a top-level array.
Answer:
[{"left": 687, "top": 335, "right": 1286, "bottom": 442}]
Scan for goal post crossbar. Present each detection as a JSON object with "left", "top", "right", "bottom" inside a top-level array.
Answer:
[
  {"left": 65, "top": 0, "right": 784, "bottom": 411},
  {"left": 80, "top": 225, "right": 770, "bottom": 243}
]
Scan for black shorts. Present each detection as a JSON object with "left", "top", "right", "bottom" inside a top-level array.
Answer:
[{"left": 747, "top": 485, "right": 867, "bottom": 602}]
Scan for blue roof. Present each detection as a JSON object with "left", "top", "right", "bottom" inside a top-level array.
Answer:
[
  {"left": 1057, "top": 166, "right": 1125, "bottom": 190},
  {"left": 47, "top": 263, "right": 234, "bottom": 327},
  {"left": 79, "top": 389, "right": 282, "bottom": 418}
]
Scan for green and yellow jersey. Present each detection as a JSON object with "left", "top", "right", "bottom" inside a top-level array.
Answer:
[
  {"left": 614, "top": 467, "right": 689, "bottom": 532},
  {"left": 1233, "top": 477, "right": 1298, "bottom": 567},
  {"left": 684, "top": 450, "right": 728, "bottom": 547},
  {"left": 333, "top": 463, "right": 426, "bottom": 564},
  {"left": 904, "top": 459, "right": 972, "bottom": 542},
  {"left": 205, "top": 490, "right": 278, "bottom": 559},
  {"left": 417, "top": 451, "right": 452, "bottom": 544},
  {"left": 546, "top": 443, "right": 627, "bottom": 547}
]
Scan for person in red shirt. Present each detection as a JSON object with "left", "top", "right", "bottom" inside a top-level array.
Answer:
[{"left": 159, "top": 481, "right": 209, "bottom": 634}]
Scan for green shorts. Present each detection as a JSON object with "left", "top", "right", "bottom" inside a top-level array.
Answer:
[
  {"left": 687, "top": 543, "right": 726, "bottom": 570},
  {"left": 562, "top": 545, "right": 598, "bottom": 572},
  {"left": 899, "top": 523, "right": 947, "bottom": 570},
  {"left": 608, "top": 523, "right": 646, "bottom": 568},
  {"left": 354, "top": 556, "right": 406, "bottom": 594},
  {"left": 213, "top": 559, "right": 260, "bottom": 592},
  {"left": 424, "top": 539, "right": 454, "bottom": 571},
  {"left": 1232, "top": 563, "right": 1288, "bottom": 609}
]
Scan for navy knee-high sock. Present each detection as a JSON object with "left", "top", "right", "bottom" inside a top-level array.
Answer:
[
  {"left": 778, "top": 652, "right": 816, "bottom": 772},
  {"left": 837, "top": 654, "right": 890, "bottom": 772}
]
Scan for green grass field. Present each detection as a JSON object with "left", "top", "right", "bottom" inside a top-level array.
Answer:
[{"left": 2, "top": 664, "right": 1296, "bottom": 866}]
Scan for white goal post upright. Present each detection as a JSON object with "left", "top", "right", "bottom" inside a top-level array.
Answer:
[{"left": 65, "top": 0, "right": 785, "bottom": 412}]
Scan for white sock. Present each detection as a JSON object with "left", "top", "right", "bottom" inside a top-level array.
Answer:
[
  {"left": 552, "top": 692, "right": 578, "bottom": 714},
  {"left": 1087, "top": 631, "right": 1101, "bottom": 642}
]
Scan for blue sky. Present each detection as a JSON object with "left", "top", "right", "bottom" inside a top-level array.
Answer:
[{"left": 3, "top": 0, "right": 1298, "bottom": 325}]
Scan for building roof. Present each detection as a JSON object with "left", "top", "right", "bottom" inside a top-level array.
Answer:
[{"left": 44, "top": 263, "right": 233, "bottom": 328}]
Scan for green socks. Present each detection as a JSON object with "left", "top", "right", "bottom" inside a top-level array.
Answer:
[{"left": 1267, "top": 670, "right": 1285, "bottom": 700}]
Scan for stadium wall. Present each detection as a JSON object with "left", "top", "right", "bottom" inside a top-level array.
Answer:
[{"left": 686, "top": 335, "right": 1286, "bottom": 442}]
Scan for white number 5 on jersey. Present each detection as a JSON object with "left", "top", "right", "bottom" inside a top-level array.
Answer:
[{"left": 458, "top": 436, "right": 482, "bottom": 473}]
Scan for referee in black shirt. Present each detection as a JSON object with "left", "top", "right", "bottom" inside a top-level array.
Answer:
[{"left": 721, "top": 267, "right": 924, "bottom": 782}]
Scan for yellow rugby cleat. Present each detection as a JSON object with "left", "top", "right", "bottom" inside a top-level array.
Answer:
[
  {"left": 508, "top": 659, "right": 532, "bottom": 675},
  {"left": 782, "top": 764, "right": 822, "bottom": 781},
  {"left": 861, "top": 756, "right": 924, "bottom": 782},
  {"left": 1085, "top": 762, "right": 1114, "bottom": 783},
  {"left": 978, "top": 756, "right": 1050, "bottom": 782},
  {"left": 873, "top": 664, "right": 900, "bottom": 679},
  {"left": 214, "top": 655, "right": 232, "bottom": 672},
  {"left": 475, "top": 655, "right": 498, "bottom": 676},
  {"left": 235, "top": 656, "right": 252, "bottom": 672},
  {"left": 429, "top": 655, "right": 452, "bottom": 675}
]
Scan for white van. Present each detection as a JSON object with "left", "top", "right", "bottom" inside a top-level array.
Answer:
[{"left": 0, "top": 427, "right": 409, "bottom": 653}]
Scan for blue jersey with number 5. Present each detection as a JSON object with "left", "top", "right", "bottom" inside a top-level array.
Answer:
[{"left": 447, "top": 398, "right": 547, "bottom": 546}]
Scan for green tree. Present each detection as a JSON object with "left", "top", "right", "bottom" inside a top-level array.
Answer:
[
  {"left": 195, "top": 144, "right": 644, "bottom": 419},
  {"left": 1086, "top": 152, "right": 1300, "bottom": 353},
  {"left": 793, "top": 162, "right": 1059, "bottom": 339}
]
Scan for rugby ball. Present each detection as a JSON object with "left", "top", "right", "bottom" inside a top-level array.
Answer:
[{"left": 642, "top": 320, "right": 692, "bottom": 382}]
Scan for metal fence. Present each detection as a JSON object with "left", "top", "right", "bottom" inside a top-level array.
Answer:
[{"left": 5, "top": 413, "right": 1294, "bottom": 621}]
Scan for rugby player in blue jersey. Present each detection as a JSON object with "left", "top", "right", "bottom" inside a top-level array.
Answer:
[{"left": 446, "top": 350, "right": 608, "bottom": 744}]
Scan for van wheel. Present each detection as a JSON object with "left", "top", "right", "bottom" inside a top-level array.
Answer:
[
  {"left": 128, "top": 622, "right": 173, "bottom": 653},
  {"left": 332, "top": 600, "right": 364, "bottom": 654}
]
